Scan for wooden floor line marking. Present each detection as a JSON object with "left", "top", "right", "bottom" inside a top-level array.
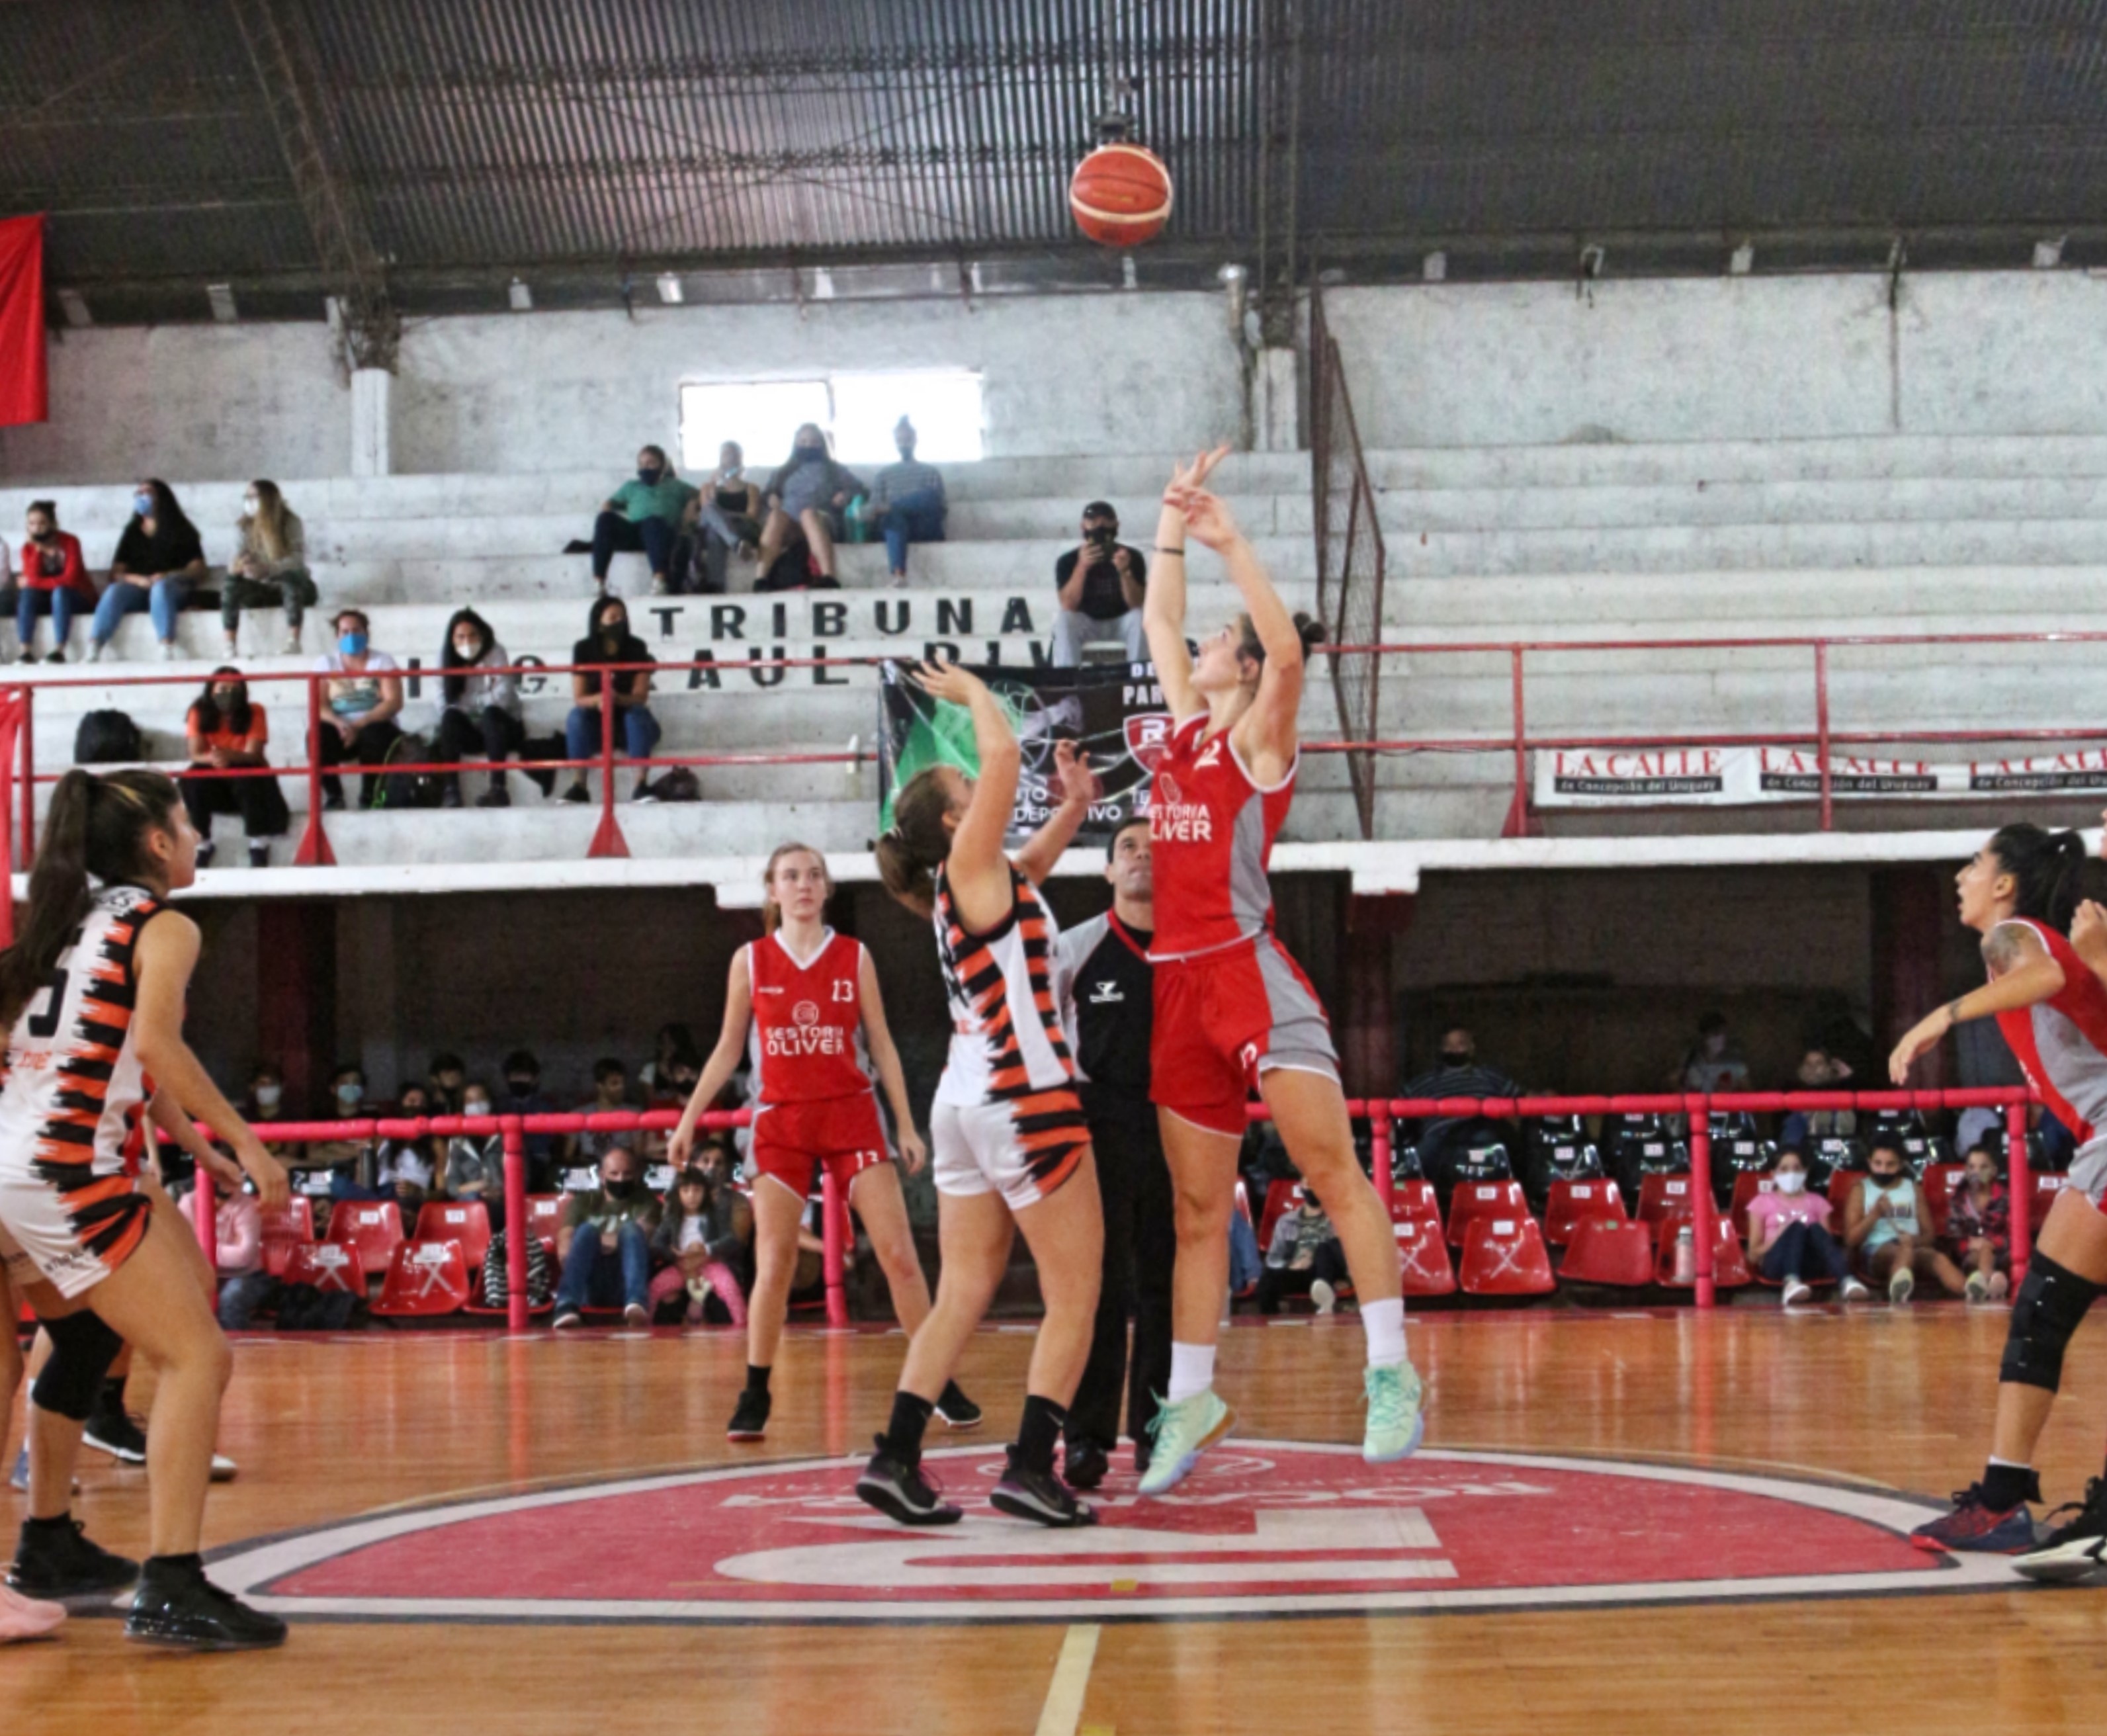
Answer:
[{"left": 1035, "top": 1622, "right": 1101, "bottom": 1736}]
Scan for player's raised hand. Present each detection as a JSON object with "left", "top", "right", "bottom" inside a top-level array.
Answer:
[
  {"left": 1176, "top": 489, "right": 1244, "bottom": 552},
  {"left": 1050, "top": 738, "right": 1101, "bottom": 806},
  {"left": 908, "top": 658, "right": 986, "bottom": 708},
  {"left": 1164, "top": 444, "right": 1232, "bottom": 507}
]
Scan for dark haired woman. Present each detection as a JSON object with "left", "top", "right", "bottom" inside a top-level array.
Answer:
[
  {"left": 858, "top": 664, "right": 1102, "bottom": 1528},
  {"left": 1897, "top": 822, "right": 2107, "bottom": 1577},
  {"left": 91, "top": 480, "right": 207, "bottom": 663},
  {"left": 563, "top": 595, "right": 660, "bottom": 804},
  {"left": 590, "top": 445, "right": 695, "bottom": 597},
  {"left": 183, "top": 668, "right": 289, "bottom": 869},
  {"left": 433, "top": 607, "right": 525, "bottom": 808},
  {"left": 17, "top": 499, "right": 94, "bottom": 665},
  {"left": 1135, "top": 449, "right": 1420, "bottom": 1493},
  {"left": 0, "top": 768, "right": 288, "bottom": 1647}
]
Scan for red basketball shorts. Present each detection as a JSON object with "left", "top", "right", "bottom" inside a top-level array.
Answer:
[
  {"left": 1150, "top": 933, "right": 1339, "bottom": 1138},
  {"left": 750, "top": 1094, "right": 890, "bottom": 1197}
]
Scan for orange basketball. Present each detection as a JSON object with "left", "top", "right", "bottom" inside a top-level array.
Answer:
[{"left": 1070, "top": 143, "right": 1173, "bottom": 247}]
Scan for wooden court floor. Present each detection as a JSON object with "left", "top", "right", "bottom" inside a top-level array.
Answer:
[{"left": 10, "top": 1303, "right": 2107, "bottom": 1735}]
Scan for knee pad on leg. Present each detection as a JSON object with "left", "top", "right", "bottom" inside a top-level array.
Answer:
[
  {"left": 1999, "top": 1253, "right": 2102, "bottom": 1393},
  {"left": 30, "top": 1311, "right": 125, "bottom": 1422}
]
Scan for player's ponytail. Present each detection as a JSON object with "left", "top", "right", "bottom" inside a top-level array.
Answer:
[
  {"left": 1987, "top": 822, "right": 2090, "bottom": 932},
  {"left": 0, "top": 767, "right": 182, "bottom": 1030},
  {"left": 1234, "top": 611, "right": 1328, "bottom": 670},
  {"left": 876, "top": 768, "right": 955, "bottom": 916}
]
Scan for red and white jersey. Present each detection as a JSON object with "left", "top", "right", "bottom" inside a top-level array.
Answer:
[
  {"left": 0, "top": 885, "right": 167, "bottom": 1180},
  {"left": 744, "top": 928, "right": 876, "bottom": 1106},
  {"left": 1991, "top": 918, "right": 2107, "bottom": 1142},
  {"left": 1147, "top": 713, "right": 1298, "bottom": 961}
]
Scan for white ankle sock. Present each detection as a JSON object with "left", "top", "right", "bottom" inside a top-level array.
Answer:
[
  {"left": 1362, "top": 1297, "right": 1407, "bottom": 1369},
  {"left": 1168, "top": 1342, "right": 1216, "bottom": 1403}
]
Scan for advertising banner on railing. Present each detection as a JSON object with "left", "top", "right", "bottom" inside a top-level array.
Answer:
[
  {"left": 877, "top": 662, "right": 1170, "bottom": 845},
  {"left": 1535, "top": 745, "right": 2107, "bottom": 806}
]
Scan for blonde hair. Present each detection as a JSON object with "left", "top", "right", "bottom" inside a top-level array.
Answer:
[
  {"left": 241, "top": 480, "right": 292, "bottom": 563},
  {"left": 761, "top": 842, "right": 831, "bottom": 934}
]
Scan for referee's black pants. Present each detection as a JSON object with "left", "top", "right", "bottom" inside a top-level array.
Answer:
[{"left": 1066, "top": 1100, "right": 1176, "bottom": 1461}]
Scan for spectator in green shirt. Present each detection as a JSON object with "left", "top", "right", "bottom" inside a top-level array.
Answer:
[
  {"left": 553, "top": 1144, "right": 663, "bottom": 1327},
  {"left": 589, "top": 445, "right": 697, "bottom": 597}
]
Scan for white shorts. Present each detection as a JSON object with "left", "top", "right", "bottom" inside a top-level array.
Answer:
[
  {"left": 0, "top": 1164, "right": 151, "bottom": 1300},
  {"left": 931, "top": 1092, "right": 1090, "bottom": 1215}
]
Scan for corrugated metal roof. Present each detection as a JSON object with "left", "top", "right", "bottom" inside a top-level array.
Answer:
[{"left": 2, "top": 0, "right": 2105, "bottom": 321}]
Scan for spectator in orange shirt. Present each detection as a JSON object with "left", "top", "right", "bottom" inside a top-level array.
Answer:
[
  {"left": 183, "top": 667, "right": 290, "bottom": 869},
  {"left": 15, "top": 500, "right": 95, "bottom": 664}
]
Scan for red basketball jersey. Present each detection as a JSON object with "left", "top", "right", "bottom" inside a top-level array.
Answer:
[
  {"left": 1147, "top": 714, "right": 1298, "bottom": 961},
  {"left": 1991, "top": 918, "right": 2107, "bottom": 1143},
  {"left": 745, "top": 930, "right": 875, "bottom": 1105}
]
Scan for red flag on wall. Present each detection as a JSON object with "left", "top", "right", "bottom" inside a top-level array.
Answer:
[{"left": 0, "top": 215, "right": 50, "bottom": 427}]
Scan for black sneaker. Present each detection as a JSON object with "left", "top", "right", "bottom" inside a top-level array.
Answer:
[
  {"left": 525, "top": 764, "right": 558, "bottom": 797},
  {"left": 1063, "top": 1439, "right": 1110, "bottom": 1491},
  {"left": 934, "top": 1381, "right": 982, "bottom": 1430},
  {"left": 2016, "top": 1477, "right": 2107, "bottom": 1583},
  {"left": 855, "top": 1442, "right": 963, "bottom": 1527},
  {"left": 476, "top": 785, "right": 511, "bottom": 808},
  {"left": 991, "top": 1452, "right": 1098, "bottom": 1528},
  {"left": 124, "top": 1560, "right": 286, "bottom": 1651},
  {"left": 560, "top": 782, "right": 591, "bottom": 805},
  {"left": 726, "top": 1387, "right": 771, "bottom": 1442},
  {"left": 8, "top": 1517, "right": 139, "bottom": 1598},
  {"left": 83, "top": 1407, "right": 148, "bottom": 1465},
  {"left": 440, "top": 785, "right": 464, "bottom": 809}
]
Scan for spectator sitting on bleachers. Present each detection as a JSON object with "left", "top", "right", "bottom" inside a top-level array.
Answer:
[
  {"left": 1258, "top": 1186, "right": 1348, "bottom": 1315},
  {"left": 1778, "top": 1045, "right": 1857, "bottom": 1150},
  {"left": 867, "top": 416, "right": 947, "bottom": 584},
  {"left": 1678, "top": 1010, "right": 1752, "bottom": 1093},
  {"left": 685, "top": 441, "right": 764, "bottom": 595},
  {"left": 222, "top": 480, "right": 317, "bottom": 658},
  {"left": 16, "top": 500, "right": 93, "bottom": 664},
  {"left": 1745, "top": 1147, "right": 1868, "bottom": 1307},
  {"left": 639, "top": 1021, "right": 703, "bottom": 1096},
  {"left": 433, "top": 607, "right": 525, "bottom": 808},
  {"left": 370, "top": 1082, "right": 439, "bottom": 1221},
  {"left": 553, "top": 1143, "right": 662, "bottom": 1328},
  {"left": 1398, "top": 1026, "right": 1522, "bottom": 1195},
  {"left": 214, "top": 1176, "right": 271, "bottom": 1330},
  {"left": 758, "top": 423, "right": 863, "bottom": 587},
  {"left": 562, "top": 595, "right": 659, "bottom": 805},
  {"left": 590, "top": 445, "right": 696, "bottom": 597},
  {"left": 426, "top": 1052, "right": 467, "bottom": 1115},
  {"left": 314, "top": 607, "right": 406, "bottom": 809},
  {"left": 1942, "top": 1143, "right": 2012, "bottom": 1302},
  {"left": 183, "top": 666, "right": 289, "bottom": 870},
  {"left": 237, "top": 1061, "right": 296, "bottom": 1166},
  {"left": 443, "top": 1082, "right": 509, "bottom": 1233},
  {"left": 304, "top": 1064, "right": 378, "bottom": 1207},
  {"left": 91, "top": 478, "right": 207, "bottom": 662},
  {"left": 647, "top": 1165, "right": 750, "bottom": 1326},
  {"left": 1842, "top": 1134, "right": 1967, "bottom": 1304},
  {"left": 501, "top": 1048, "right": 563, "bottom": 1185},
  {"left": 574, "top": 1057, "right": 634, "bottom": 1164},
  {"left": 1051, "top": 501, "right": 1148, "bottom": 667}
]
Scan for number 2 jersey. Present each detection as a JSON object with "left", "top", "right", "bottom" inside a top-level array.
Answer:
[
  {"left": 1147, "top": 712, "right": 1297, "bottom": 961},
  {"left": 0, "top": 885, "right": 166, "bottom": 1294}
]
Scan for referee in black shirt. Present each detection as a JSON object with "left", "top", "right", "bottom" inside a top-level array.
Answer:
[{"left": 1056, "top": 820, "right": 1175, "bottom": 1489}]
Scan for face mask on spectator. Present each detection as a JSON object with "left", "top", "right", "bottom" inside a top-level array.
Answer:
[
  {"left": 243, "top": 494, "right": 259, "bottom": 514},
  {"left": 255, "top": 1084, "right": 282, "bottom": 1110},
  {"left": 28, "top": 525, "right": 52, "bottom": 544},
  {"left": 599, "top": 615, "right": 625, "bottom": 642},
  {"left": 1440, "top": 1049, "right": 1471, "bottom": 1067},
  {"left": 452, "top": 635, "right": 481, "bottom": 660},
  {"left": 339, "top": 629, "right": 368, "bottom": 656},
  {"left": 605, "top": 1176, "right": 639, "bottom": 1199},
  {"left": 507, "top": 1074, "right": 535, "bottom": 1098},
  {"left": 462, "top": 1097, "right": 490, "bottom": 1119},
  {"left": 133, "top": 492, "right": 155, "bottom": 517},
  {"left": 335, "top": 1082, "right": 363, "bottom": 1107},
  {"left": 638, "top": 463, "right": 663, "bottom": 484},
  {"left": 1774, "top": 1170, "right": 1807, "bottom": 1195}
]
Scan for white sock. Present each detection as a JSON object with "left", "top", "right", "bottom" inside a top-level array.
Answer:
[
  {"left": 1362, "top": 1297, "right": 1407, "bottom": 1369},
  {"left": 1168, "top": 1342, "right": 1216, "bottom": 1403},
  {"left": 1989, "top": 1455, "right": 2032, "bottom": 1469}
]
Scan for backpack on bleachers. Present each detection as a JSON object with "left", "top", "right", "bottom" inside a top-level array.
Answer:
[
  {"left": 376, "top": 732, "right": 442, "bottom": 809},
  {"left": 482, "top": 1231, "right": 556, "bottom": 1308},
  {"left": 74, "top": 709, "right": 142, "bottom": 764}
]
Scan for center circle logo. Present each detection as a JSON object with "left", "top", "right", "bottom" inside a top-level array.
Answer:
[
  {"left": 792, "top": 1000, "right": 820, "bottom": 1027},
  {"left": 203, "top": 1445, "right": 2013, "bottom": 1626}
]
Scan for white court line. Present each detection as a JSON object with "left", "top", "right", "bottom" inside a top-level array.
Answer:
[{"left": 1035, "top": 1623, "right": 1101, "bottom": 1736}]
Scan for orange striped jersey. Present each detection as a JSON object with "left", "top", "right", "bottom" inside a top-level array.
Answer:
[
  {"left": 929, "top": 859, "right": 1078, "bottom": 1109},
  {"left": 0, "top": 885, "right": 168, "bottom": 1182}
]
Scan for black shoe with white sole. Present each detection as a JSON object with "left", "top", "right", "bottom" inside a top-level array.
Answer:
[
  {"left": 855, "top": 1443, "right": 962, "bottom": 1526},
  {"left": 990, "top": 1454, "right": 1098, "bottom": 1528},
  {"left": 124, "top": 1559, "right": 286, "bottom": 1651},
  {"left": 1062, "top": 1439, "right": 1110, "bottom": 1492},
  {"left": 83, "top": 1407, "right": 147, "bottom": 1465},
  {"left": 726, "top": 1387, "right": 771, "bottom": 1442},
  {"left": 2016, "top": 1477, "right": 2107, "bottom": 1583},
  {"left": 933, "top": 1381, "right": 982, "bottom": 1430},
  {"left": 8, "top": 1516, "right": 138, "bottom": 1598}
]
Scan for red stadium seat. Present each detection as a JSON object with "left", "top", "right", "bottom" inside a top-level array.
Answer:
[
  {"left": 2028, "top": 1172, "right": 2072, "bottom": 1231},
  {"left": 1728, "top": 1172, "right": 1773, "bottom": 1240},
  {"left": 282, "top": 1241, "right": 364, "bottom": 1295},
  {"left": 1827, "top": 1169, "right": 1866, "bottom": 1213},
  {"left": 1655, "top": 1215, "right": 1751, "bottom": 1289},
  {"left": 325, "top": 1202, "right": 406, "bottom": 1279},
  {"left": 1636, "top": 1174, "right": 1696, "bottom": 1227},
  {"left": 1457, "top": 1215, "right": 1555, "bottom": 1297},
  {"left": 413, "top": 1201, "right": 492, "bottom": 1272},
  {"left": 527, "top": 1194, "right": 567, "bottom": 1239},
  {"left": 1544, "top": 1179, "right": 1628, "bottom": 1247},
  {"left": 1256, "top": 1179, "right": 1300, "bottom": 1253},
  {"left": 1447, "top": 1180, "right": 1529, "bottom": 1247},
  {"left": 1559, "top": 1221, "right": 1655, "bottom": 1288},
  {"left": 1387, "top": 1180, "right": 1441, "bottom": 1231},
  {"left": 370, "top": 1241, "right": 472, "bottom": 1319},
  {"left": 259, "top": 1198, "right": 316, "bottom": 1279},
  {"left": 1393, "top": 1217, "right": 1458, "bottom": 1297}
]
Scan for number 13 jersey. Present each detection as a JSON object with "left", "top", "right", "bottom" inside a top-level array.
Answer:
[{"left": 744, "top": 928, "right": 876, "bottom": 1105}]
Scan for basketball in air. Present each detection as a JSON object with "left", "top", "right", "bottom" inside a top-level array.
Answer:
[{"left": 1070, "top": 143, "right": 1174, "bottom": 247}]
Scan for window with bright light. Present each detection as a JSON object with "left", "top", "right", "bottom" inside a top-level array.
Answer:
[{"left": 679, "top": 371, "right": 983, "bottom": 473}]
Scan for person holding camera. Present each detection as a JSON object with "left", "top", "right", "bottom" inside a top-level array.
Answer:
[{"left": 1051, "top": 501, "right": 1148, "bottom": 667}]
